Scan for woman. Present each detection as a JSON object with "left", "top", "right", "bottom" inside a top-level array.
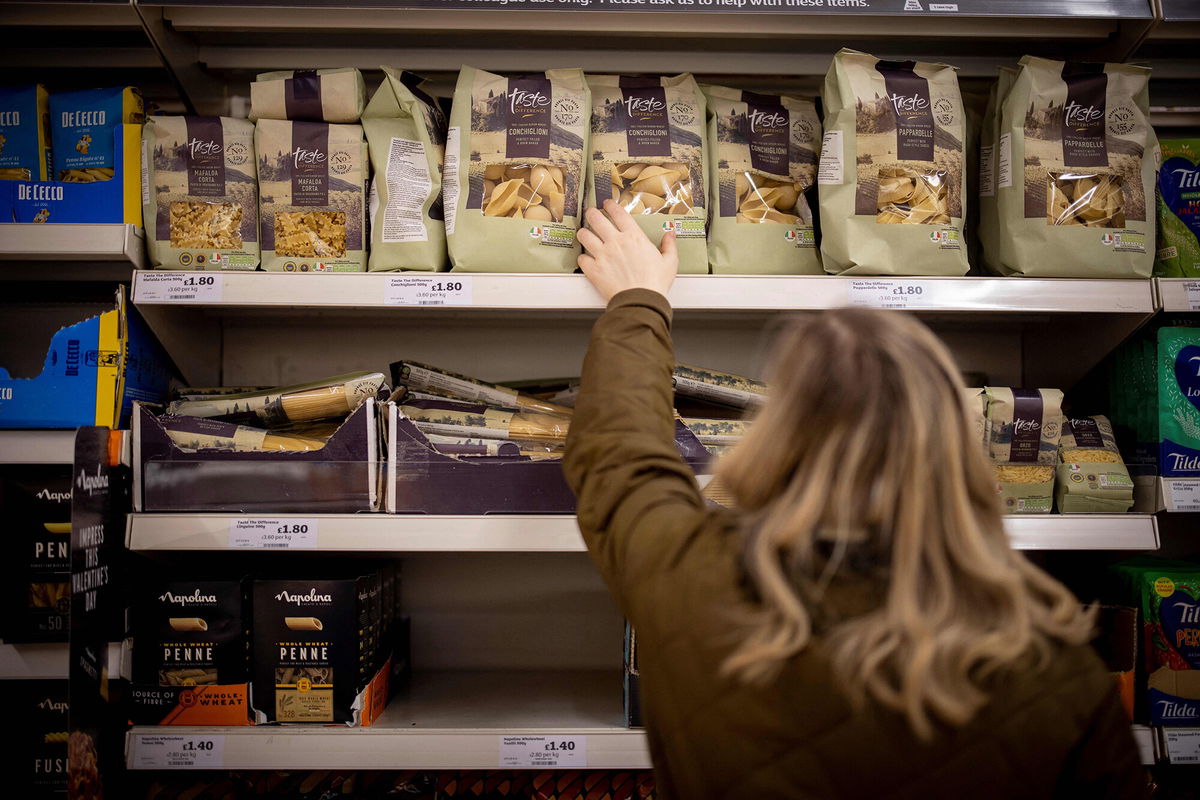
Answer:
[{"left": 563, "top": 200, "right": 1146, "bottom": 799}]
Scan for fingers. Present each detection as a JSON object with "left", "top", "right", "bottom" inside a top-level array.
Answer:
[
  {"left": 584, "top": 205, "right": 619, "bottom": 242},
  {"left": 659, "top": 230, "right": 677, "bottom": 262},
  {"left": 576, "top": 226, "right": 603, "bottom": 255},
  {"left": 603, "top": 198, "right": 640, "bottom": 234},
  {"left": 577, "top": 253, "right": 598, "bottom": 274}
]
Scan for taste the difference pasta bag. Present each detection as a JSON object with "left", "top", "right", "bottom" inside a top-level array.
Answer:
[
  {"left": 444, "top": 66, "right": 590, "bottom": 272},
  {"left": 586, "top": 74, "right": 709, "bottom": 274},
  {"left": 818, "top": 49, "right": 969, "bottom": 276},
  {"left": 703, "top": 85, "right": 821, "bottom": 274},
  {"left": 993, "top": 56, "right": 1157, "bottom": 278}
]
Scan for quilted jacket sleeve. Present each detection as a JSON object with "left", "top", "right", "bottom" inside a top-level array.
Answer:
[
  {"left": 1054, "top": 689, "right": 1150, "bottom": 799},
  {"left": 563, "top": 288, "right": 713, "bottom": 613}
]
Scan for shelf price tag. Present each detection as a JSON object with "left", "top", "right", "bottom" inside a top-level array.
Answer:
[
  {"left": 1184, "top": 280, "right": 1200, "bottom": 311},
  {"left": 847, "top": 279, "right": 936, "bottom": 310},
  {"left": 132, "top": 734, "right": 225, "bottom": 769},
  {"left": 229, "top": 518, "right": 318, "bottom": 549},
  {"left": 136, "top": 272, "right": 224, "bottom": 303},
  {"left": 1164, "top": 729, "right": 1200, "bottom": 764},
  {"left": 499, "top": 735, "right": 587, "bottom": 768},
  {"left": 385, "top": 275, "right": 473, "bottom": 306},
  {"left": 1165, "top": 480, "right": 1200, "bottom": 512}
]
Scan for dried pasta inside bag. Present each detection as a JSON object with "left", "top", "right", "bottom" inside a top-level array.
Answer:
[
  {"left": 481, "top": 162, "right": 568, "bottom": 222},
  {"left": 1046, "top": 172, "right": 1125, "bottom": 227},
  {"left": 275, "top": 210, "right": 347, "bottom": 257},
  {"left": 876, "top": 167, "right": 951, "bottom": 225},
  {"left": 169, "top": 201, "right": 243, "bottom": 249}
]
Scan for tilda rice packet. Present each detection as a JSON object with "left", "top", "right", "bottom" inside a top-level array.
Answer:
[
  {"left": 703, "top": 85, "right": 821, "bottom": 274},
  {"left": 587, "top": 74, "right": 709, "bottom": 274},
  {"left": 818, "top": 49, "right": 968, "bottom": 276},
  {"left": 255, "top": 119, "right": 367, "bottom": 272},
  {"left": 993, "top": 57, "right": 1157, "bottom": 278},
  {"left": 362, "top": 68, "right": 448, "bottom": 272},
  {"left": 444, "top": 66, "right": 590, "bottom": 273},
  {"left": 1159, "top": 327, "right": 1200, "bottom": 477},
  {"left": 142, "top": 116, "right": 260, "bottom": 269},
  {"left": 1155, "top": 139, "right": 1200, "bottom": 278}
]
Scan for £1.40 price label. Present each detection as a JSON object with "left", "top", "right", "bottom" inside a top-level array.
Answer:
[
  {"left": 499, "top": 735, "right": 587, "bottom": 768},
  {"left": 847, "top": 279, "right": 937, "bottom": 310},
  {"left": 132, "top": 734, "right": 225, "bottom": 769},
  {"left": 1184, "top": 280, "right": 1200, "bottom": 312},
  {"left": 136, "top": 272, "right": 224, "bottom": 303},
  {"left": 229, "top": 518, "right": 318, "bottom": 549},
  {"left": 1165, "top": 480, "right": 1200, "bottom": 513},
  {"left": 385, "top": 275, "right": 473, "bottom": 306}
]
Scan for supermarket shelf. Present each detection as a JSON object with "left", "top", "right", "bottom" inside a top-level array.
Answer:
[
  {"left": 0, "top": 223, "right": 145, "bottom": 274},
  {"left": 127, "top": 513, "right": 1160, "bottom": 552},
  {"left": 0, "top": 641, "right": 127, "bottom": 681},
  {"left": 0, "top": 430, "right": 77, "bottom": 464},
  {"left": 1157, "top": 278, "right": 1200, "bottom": 313},
  {"left": 127, "top": 669, "right": 650, "bottom": 770},
  {"left": 1156, "top": 478, "right": 1200, "bottom": 513},
  {"left": 131, "top": 272, "right": 1158, "bottom": 315},
  {"left": 1132, "top": 725, "right": 1156, "bottom": 766}
]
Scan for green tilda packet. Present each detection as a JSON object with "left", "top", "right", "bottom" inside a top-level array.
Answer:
[{"left": 1155, "top": 139, "right": 1200, "bottom": 278}]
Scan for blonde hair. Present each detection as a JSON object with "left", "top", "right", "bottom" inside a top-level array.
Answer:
[{"left": 718, "top": 308, "right": 1093, "bottom": 738}]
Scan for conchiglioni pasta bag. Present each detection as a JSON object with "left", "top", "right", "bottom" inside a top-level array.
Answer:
[
  {"left": 703, "top": 85, "right": 821, "bottom": 275},
  {"left": 586, "top": 74, "right": 709, "bottom": 274},
  {"left": 818, "top": 49, "right": 969, "bottom": 276},
  {"left": 992, "top": 57, "right": 1156, "bottom": 278},
  {"left": 444, "top": 67, "right": 590, "bottom": 272},
  {"left": 362, "top": 68, "right": 447, "bottom": 271}
]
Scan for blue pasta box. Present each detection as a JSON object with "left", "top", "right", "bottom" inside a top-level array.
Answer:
[
  {"left": 5, "top": 124, "right": 142, "bottom": 224},
  {"left": 0, "top": 287, "right": 172, "bottom": 429},
  {"left": 49, "top": 85, "right": 142, "bottom": 180},
  {"left": 0, "top": 84, "right": 51, "bottom": 181}
]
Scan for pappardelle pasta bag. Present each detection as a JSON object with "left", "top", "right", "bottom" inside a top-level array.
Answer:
[
  {"left": 362, "top": 67, "right": 448, "bottom": 272},
  {"left": 993, "top": 57, "right": 1157, "bottom": 278},
  {"left": 444, "top": 66, "right": 590, "bottom": 273},
  {"left": 818, "top": 49, "right": 969, "bottom": 276},
  {"left": 586, "top": 74, "right": 709, "bottom": 274},
  {"left": 142, "top": 116, "right": 260, "bottom": 270},
  {"left": 703, "top": 85, "right": 821, "bottom": 275},
  {"left": 977, "top": 67, "right": 1018, "bottom": 275},
  {"left": 255, "top": 119, "right": 367, "bottom": 272}
]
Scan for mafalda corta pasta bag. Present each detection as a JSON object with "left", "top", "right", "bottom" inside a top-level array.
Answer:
[
  {"left": 586, "top": 74, "right": 709, "bottom": 274},
  {"left": 994, "top": 57, "right": 1156, "bottom": 278},
  {"left": 142, "top": 116, "right": 260, "bottom": 270},
  {"left": 444, "top": 66, "right": 589, "bottom": 273},
  {"left": 255, "top": 119, "right": 367, "bottom": 272},
  {"left": 362, "top": 67, "right": 447, "bottom": 272},
  {"left": 703, "top": 85, "right": 821, "bottom": 275},
  {"left": 818, "top": 49, "right": 968, "bottom": 276}
]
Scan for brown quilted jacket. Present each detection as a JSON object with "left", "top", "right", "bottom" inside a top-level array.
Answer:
[{"left": 563, "top": 289, "right": 1148, "bottom": 800}]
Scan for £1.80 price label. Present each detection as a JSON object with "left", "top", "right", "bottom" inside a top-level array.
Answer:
[
  {"left": 1185, "top": 280, "right": 1200, "bottom": 312},
  {"left": 132, "top": 734, "right": 225, "bottom": 769},
  {"left": 847, "top": 279, "right": 936, "bottom": 310},
  {"left": 229, "top": 518, "right": 318, "bottom": 549},
  {"left": 499, "top": 735, "right": 587, "bottom": 768},
  {"left": 136, "top": 272, "right": 224, "bottom": 303},
  {"left": 385, "top": 275, "right": 473, "bottom": 306}
]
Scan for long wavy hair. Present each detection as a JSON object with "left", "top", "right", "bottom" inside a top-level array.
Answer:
[{"left": 717, "top": 308, "right": 1093, "bottom": 738}]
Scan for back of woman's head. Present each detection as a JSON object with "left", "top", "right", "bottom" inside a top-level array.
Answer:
[{"left": 718, "top": 308, "right": 1093, "bottom": 738}]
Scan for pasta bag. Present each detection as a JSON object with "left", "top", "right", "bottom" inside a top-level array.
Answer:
[
  {"left": 977, "top": 67, "right": 1019, "bottom": 275},
  {"left": 50, "top": 86, "right": 143, "bottom": 183},
  {"left": 142, "top": 116, "right": 260, "bottom": 269},
  {"left": 585, "top": 73, "right": 709, "bottom": 274},
  {"left": 993, "top": 57, "right": 1157, "bottom": 278},
  {"left": 250, "top": 68, "right": 367, "bottom": 123},
  {"left": 818, "top": 49, "right": 969, "bottom": 276},
  {"left": 444, "top": 66, "right": 590, "bottom": 272},
  {"left": 703, "top": 84, "right": 821, "bottom": 275}
]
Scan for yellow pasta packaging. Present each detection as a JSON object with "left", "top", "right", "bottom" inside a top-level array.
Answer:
[
  {"left": 818, "top": 49, "right": 968, "bottom": 276},
  {"left": 255, "top": 119, "right": 368, "bottom": 272},
  {"left": 142, "top": 116, "right": 260, "bottom": 269},
  {"left": 703, "top": 84, "right": 821, "bottom": 275},
  {"left": 1055, "top": 415, "right": 1134, "bottom": 513},
  {"left": 250, "top": 68, "right": 367, "bottom": 124},
  {"left": 993, "top": 57, "right": 1157, "bottom": 278},
  {"left": 586, "top": 73, "right": 709, "bottom": 274},
  {"left": 444, "top": 66, "right": 590, "bottom": 272},
  {"left": 49, "top": 86, "right": 143, "bottom": 183},
  {"left": 0, "top": 84, "right": 50, "bottom": 181}
]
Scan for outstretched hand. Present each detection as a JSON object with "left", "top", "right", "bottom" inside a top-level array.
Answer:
[{"left": 577, "top": 199, "right": 678, "bottom": 303}]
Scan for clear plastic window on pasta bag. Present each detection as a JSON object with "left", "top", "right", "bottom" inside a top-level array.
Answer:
[
  {"left": 481, "top": 163, "right": 566, "bottom": 222},
  {"left": 1047, "top": 171, "right": 1125, "bottom": 228},
  {"left": 170, "top": 201, "right": 244, "bottom": 249},
  {"left": 875, "top": 167, "right": 951, "bottom": 225},
  {"left": 610, "top": 161, "right": 694, "bottom": 216},
  {"left": 274, "top": 210, "right": 348, "bottom": 258},
  {"left": 734, "top": 171, "right": 804, "bottom": 225}
]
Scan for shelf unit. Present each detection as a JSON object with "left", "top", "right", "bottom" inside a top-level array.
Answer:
[
  {"left": 0, "top": 641, "right": 128, "bottom": 681},
  {"left": 0, "top": 430, "right": 78, "bottom": 465},
  {"left": 0, "top": 223, "right": 145, "bottom": 279}
]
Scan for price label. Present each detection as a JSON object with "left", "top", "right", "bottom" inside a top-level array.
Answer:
[
  {"left": 1164, "top": 729, "right": 1200, "bottom": 764},
  {"left": 229, "top": 518, "right": 318, "bottom": 549},
  {"left": 499, "top": 735, "right": 587, "bottom": 768},
  {"left": 1165, "top": 480, "right": 1200, "bottom": 512},
  {"left": 385, "top": 275, "right": 473, "bottom": 306},
  {"left": 847, "top": 279, "right": 935, "bottom": 310},
  {"left": 132, "top": 734, "right": 225, "bottom": 769},
  {"left": 136, "top": 272, "right": 224, "bottom": 303},
  {"left": 1184, "top": 280, "right": 1200, "bottom": 311}
]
